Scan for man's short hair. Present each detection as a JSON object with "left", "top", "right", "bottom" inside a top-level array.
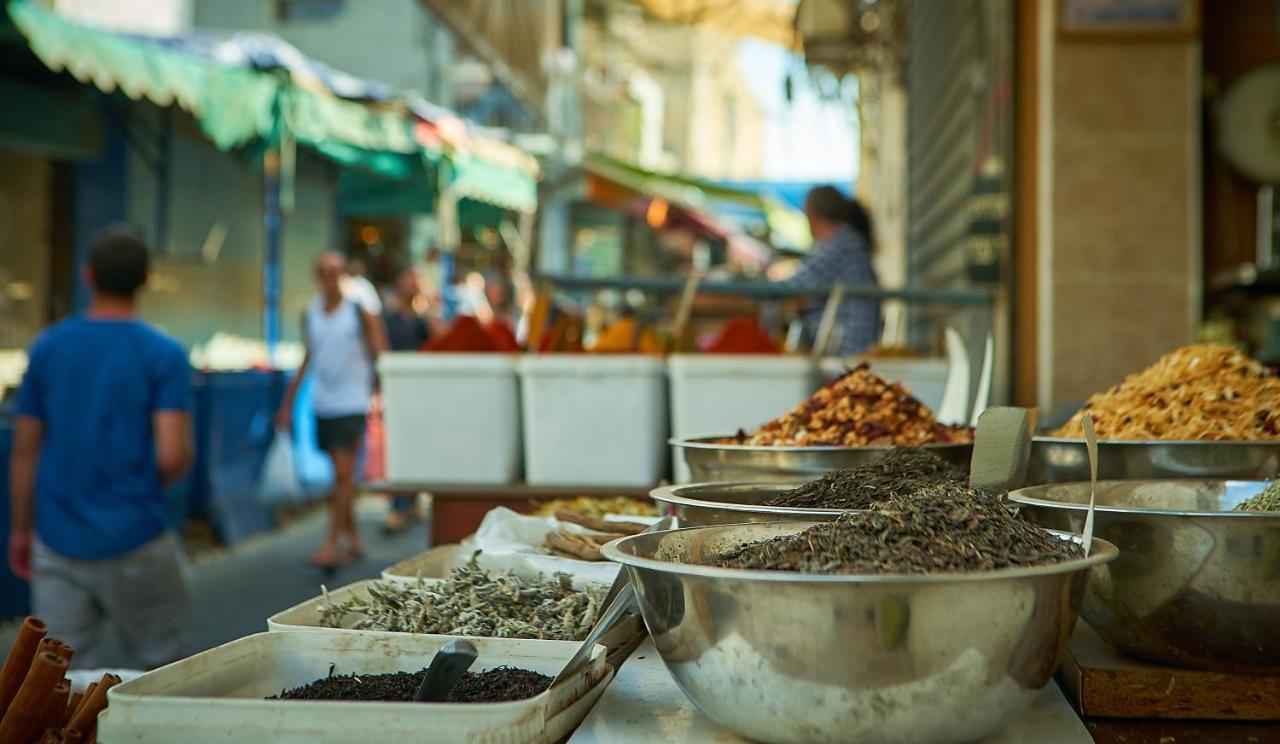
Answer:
[{"left": 90, "top": 225, "right": 150, "bottom": 298}]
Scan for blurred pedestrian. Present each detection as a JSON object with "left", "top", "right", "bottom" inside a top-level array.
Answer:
[
  {"left": 379, "top": 267, "right": 429, "bottom": 534},
  {"left": 8, "top": 225, "right": 193, "bottom": 668},
  {"left": 277, "top": 251, "right": 387, "bottom": 569},
  {"left": 773, "top": 186, "right": 882, "bottom": 355}
]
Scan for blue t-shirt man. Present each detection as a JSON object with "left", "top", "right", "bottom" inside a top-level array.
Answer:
[
  {"left": 16, "top": 317, "right": 192, "bottom": 559},
  {"left": 8, "top": 225, "right": 194, "bottom": 669}
]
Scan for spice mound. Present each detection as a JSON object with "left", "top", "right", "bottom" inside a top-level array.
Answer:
[
  {"left": 1055, "top": 344, "right": 1280, "bottom": 440},
  {"left": 741, "top": 364, "right": 972, "bottom": 447},
  {"left": 319, "top": 555, "right": 606, "bottom": 640},
  {"left": 271, "top": 666, "right": 551, "bottom": 704},
  {"left": 1235, "top": 481, "right": 1280, "bottom": 512},
  {"left": 532, "top": 495, "right": 659, "bottom": 519},
  {"left": 716, "top": 484, "right": 1082, "bottom": 574},
  {"left": 765, "top": 447, "right": 965, "bottom": 510}
]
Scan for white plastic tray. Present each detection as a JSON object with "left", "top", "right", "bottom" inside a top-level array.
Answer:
[{"left": 99, "top": 630, "right": 611, "bottom": 744}]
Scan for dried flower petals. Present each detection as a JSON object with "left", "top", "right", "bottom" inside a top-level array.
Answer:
[{"left": 1055, "top": 344, "right": 1280, "bottom": 440}]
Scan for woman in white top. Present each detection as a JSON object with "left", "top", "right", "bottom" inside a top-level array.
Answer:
[{"left": 277, "top": 251, "right": 387, "bottom": 568}]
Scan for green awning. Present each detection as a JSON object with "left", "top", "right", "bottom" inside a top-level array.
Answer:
[
  {"left": 11, "top": 0, "right": 274, "bottom": 149},
  {"left": 10, "top": 0, "right": 423, "bottom": 167},
  {"left": 582, "top": 152, "right": 811, "bottom": 247},
  {"left": 446, "top": 149, "right": 538, "bottom": 214}
]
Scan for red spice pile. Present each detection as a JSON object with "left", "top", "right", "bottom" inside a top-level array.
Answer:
[
  {"left": 706, "top": 318, "right": 779, "bottom": 354},
  {"left": 422, "top": 316, "right": 519, "bottom": 352}
]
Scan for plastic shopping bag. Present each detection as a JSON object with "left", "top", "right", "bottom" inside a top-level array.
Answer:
[{"left": 259, "top": 428, "right": 304, "bottom": 506}]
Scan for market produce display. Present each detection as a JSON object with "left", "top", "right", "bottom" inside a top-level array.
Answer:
[
  {"left": 739, "top": 363, "right": 972, "bottom": 446},
  {"left": 532, "top": 496, "right": 659, "bottom": 519},
  {"left": 716, "top": 483, "right": 1081, "bottom": 574},
  {"left": 319, "top": 556, "right": 606, "bottom": 640},
  {"left": 764, "top": 447, "right": 965, "bottom": 510},
  {"left": 271, "top": 666, "right": 551, "bottom": 704},
  {"left": 422, "top": 316, "right": 517, "bottom": 352},
  {"left": 0, "top": 617, "right": 117, "bottom": 744},
  {"left": 1235, "top": 481, "right": 1280, "bottom": 512},
  {"left": 1054, "top": 344, "right": 1280, "bottom": 440}
]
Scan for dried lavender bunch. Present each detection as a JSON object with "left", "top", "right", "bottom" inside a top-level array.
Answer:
[
  {"left": 718, "top": 483, "right": 1082, "bottom": 575},
  {"left": 765, "top": 447, "right": 964, "bottom": 510},
  {"left": 318, "top": 553, "right": 606, "bottom": 640}
]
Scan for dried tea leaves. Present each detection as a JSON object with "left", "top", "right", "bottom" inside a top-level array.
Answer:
[
  {"left": 717, "top": 483, "right": 1082, "bottom": 575},
  {"left": 765, "top": 447, "right": 964, "bottom": 510},
  {"left": 270, "top": 666, "right": 551, "bottom": 704},
  {"left": 1235, "top": 481, "right": 1280, "bottom": 512},
  {"left": 742, "top": 364, "right": 972, "bottom": 447},
  {"left": 319, "top": 554, "right": 606, "bottom": 641}
]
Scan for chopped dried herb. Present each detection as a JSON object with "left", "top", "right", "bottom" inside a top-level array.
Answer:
[
  {"left": 318, "top": 554, "right": 605, "bottom": 641},
  {"left": 1235, "top": 481, "right": 1280, "bottom": 512},
  {"left": 765, "top": 447, "right": 964, "bottom": 510},
  {"left": 717, "top": 483, "right": 1082, "bottom": 575}
]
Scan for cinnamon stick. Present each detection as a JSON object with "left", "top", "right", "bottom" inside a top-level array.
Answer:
[
  {"left": 31, "top": 679, "right": 70, "bottom": 740},
  {"left": 65, "top": 673, "right": 118, "bottom": 738},
  {"left": 40, "top": 730, "right": 66, "bottom": 744},
  {"left": 65, "top": 693, "right": 82, "bottom": 722},
  {"left": 69, "top": 683, "right": 96, "bottom": 721},
  {"left": 0, "top": 617, "right": 48, "bottom": 719},
  {"left": 63, "top": 731, "right": 82, "bottom": 744},
  {"left": 0, "top": 650, "right": 69, "bottom": 742}
]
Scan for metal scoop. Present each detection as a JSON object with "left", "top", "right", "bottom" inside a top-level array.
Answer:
[
  {"left": 413, "top": 638, "right": 478, "bottom": 702},
  {"left": 1082, "top": 415, "right": 1100, "bottom": 555}
]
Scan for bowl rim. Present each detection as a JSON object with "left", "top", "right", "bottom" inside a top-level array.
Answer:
[
  {"left": 1031, "top": 436, "right": 1280, "bottom": 447},
  {"left": 601, "top": 522, "right": 1119, "bottom": 583},
  {"left": 650, "top": 482, "right": 848, "bottom": 518},
  {"left": 1009, "top": 479, "right": 1280, "bottom": 517},
  {"left": 669, "top": 435, "right": 974, "bottom": 453}
]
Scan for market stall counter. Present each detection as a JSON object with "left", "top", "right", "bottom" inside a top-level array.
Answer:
[{"left": 361, "top": 481, "right": 656, "bottom": 545}]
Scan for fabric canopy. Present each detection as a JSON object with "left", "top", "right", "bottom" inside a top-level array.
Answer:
[
  {"left": 9, "top": 0, "right": 538, "bottom": 207},
  {"left": 582, "top": 153, "right": 810, "bottom": 248}
]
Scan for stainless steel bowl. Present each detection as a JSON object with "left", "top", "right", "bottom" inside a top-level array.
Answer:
[
  {"left": 1028, "top": 437, "right": 1280, "bottom": 484},
  {"left": 673, "top": 435, "right": 973, "bottom": 483},
  {"left": 602, "top": 522, "right": 1117, "bottom": 744},
  {"left": 651, "top": 481, "right": 846, "bottom": 527},
  {"left": 1010, "top": 479, "right": 1280, "bottom": 672}
]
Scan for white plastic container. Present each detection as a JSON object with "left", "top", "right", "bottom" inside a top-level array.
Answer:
[
  {"left": 378, "top": 352, "right": 522, "bottom": 484},
  {"left": 518, "top": 355, "right": 668, "bottom": 486},
  {"left": 818, "top": 357, "right": 950, "bottom": 412},
  {"left": 667, "top": 354, "right": 817, "bottom": 482},
  {"left": 99, "top": 630, "right": 611, "bottom": 744}
]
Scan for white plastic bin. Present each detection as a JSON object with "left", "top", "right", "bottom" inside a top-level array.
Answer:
[
  {"left": 99, "top": 630, "right": 610, "bottom": 744},
  {"left": 378, "top": 352, "right": 521, "bottom": 484},
  {"left": 518, "top": 355, "right": 667, "bottom": 487},
  {"left": 667, "top": 354, "right": 817, "bottom": 482},
  {"left": 818, "top": 357, "right": 950, "bottom": 412}
]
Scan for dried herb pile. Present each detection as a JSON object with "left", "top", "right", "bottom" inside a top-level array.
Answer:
[
  {"left": 740, "top": 364, "right": 972, "bottom": 447},
  {"left": 270, "top": 666, "right": 550, "bottom": 704},
  {"left": 319, "top": 554, "right": 605, "bottom": 640},
  {"left": 716, "top": 483, "right": 1082, "bottom": 575},
  {"left": 1235, "top": 481, "right": 1280, "bottom": 512},
  {"left": 765, "top": 448, "right": 965, "bottom": 510}
]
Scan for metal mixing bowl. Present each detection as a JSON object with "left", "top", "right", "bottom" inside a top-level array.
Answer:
[
  {"left": 673, "top": 435, "right": 973, "bottom": 483},
  {"left": 602, "top": 522, "right": 1117, "bottom": 744},
  {"left": 1027, "top": 437, "right": 1280, "bottom": 484},
  {"left": 651, "top": 481, "right": 844, "bottom": 526},
  {"left": 1010, "top": 479, "right": 1280, "bottom": 672}
]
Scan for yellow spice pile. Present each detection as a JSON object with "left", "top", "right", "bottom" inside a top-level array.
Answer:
[
  {"left": 1055, "top": 344, "right": 1280, "bottom": 440},
  {"left": 744, "top": 364, "right": 971, "bottom": 447}
]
